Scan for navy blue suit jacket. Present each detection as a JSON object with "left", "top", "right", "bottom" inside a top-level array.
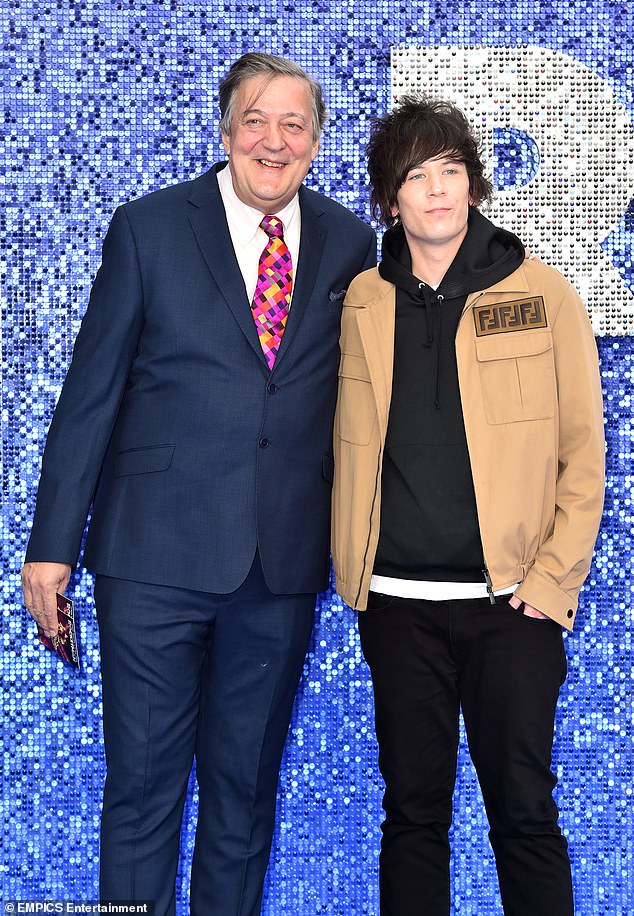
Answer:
[{"left": 26, "top": 165, "right": 376, "bottom": 594}]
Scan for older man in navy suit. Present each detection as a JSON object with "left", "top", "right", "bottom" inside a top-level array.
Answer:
[{"left": 21, "top": 52, "right": 375, "bottom": 916}]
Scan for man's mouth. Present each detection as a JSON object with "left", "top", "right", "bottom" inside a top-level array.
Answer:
[{"left": 258, "top": 159, "right": 285, "bottom": 168}]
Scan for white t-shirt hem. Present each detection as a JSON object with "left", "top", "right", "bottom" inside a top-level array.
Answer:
[{"left": 369, "top": 574, "right": 519, "bottom": 601}]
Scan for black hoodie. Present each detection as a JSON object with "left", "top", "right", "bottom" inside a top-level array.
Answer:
[{"left": 373, "top": 207, "right": 525, "bottom": 583}]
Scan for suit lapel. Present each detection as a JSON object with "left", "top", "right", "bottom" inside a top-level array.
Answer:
[
  {"left": 270, "top": 185, "right": 327, "bottom": 370},
  {"left": 187, "top": 165, "right": 266, "bottom": 365}
]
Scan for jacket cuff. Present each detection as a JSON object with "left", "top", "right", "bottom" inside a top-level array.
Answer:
[{"left": 515, "top": 567, "right": 579, "bottom": 630}]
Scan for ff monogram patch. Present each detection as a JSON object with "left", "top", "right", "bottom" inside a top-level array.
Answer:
[{"left": 473, "top": 297, "right": 548, "bottom": 336}]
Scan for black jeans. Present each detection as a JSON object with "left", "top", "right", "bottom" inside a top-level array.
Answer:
[{"left": 358, "top": 592, "right": 574, "bottom": 916}]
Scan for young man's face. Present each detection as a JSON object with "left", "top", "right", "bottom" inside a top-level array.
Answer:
[
  {"left": 221, "top": 74, "right": 319, "bottom": 213},
  {"left": 392, "top": 155, "right": 473, "bottom": 253}
]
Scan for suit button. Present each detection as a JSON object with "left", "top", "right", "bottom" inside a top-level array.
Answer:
[
  {"left": 567, "top": 609, "right": 573, "bottom": 618},
  {"left": 259, "top": 438, "right": 270, "bottom": 448},
  {"left": 267, "top": 383, "right": 277, "bottom": 394}
]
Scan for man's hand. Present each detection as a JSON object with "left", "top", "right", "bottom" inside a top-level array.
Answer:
[
  {"left": 508, "top": 593, "right": 549, "bottom": 620},
  {"left": 21, "top": 561, "right": 72, "bottom": 638}
]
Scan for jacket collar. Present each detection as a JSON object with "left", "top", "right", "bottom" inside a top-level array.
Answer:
[
  {"left": 277, "top": 183, "right": 327, "bottom": 366},
  {"left": 468, "top": 262, "right": 531, "bottom": 299}
]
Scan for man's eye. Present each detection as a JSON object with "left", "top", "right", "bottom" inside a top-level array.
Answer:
[{"left": 284, "top": 122, "right": 304, "bottom": 132}]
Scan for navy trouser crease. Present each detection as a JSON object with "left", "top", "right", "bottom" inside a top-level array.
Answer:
[
  {"left": 95, "top": 555, "right": 315, "bottom": 916},
  {"left": 358, "top": 592, "right": 574, "bottom": 916}
]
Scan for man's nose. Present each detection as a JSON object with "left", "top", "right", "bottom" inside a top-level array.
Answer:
[{"left": 262, "top": 122, "right": 285, "bottom": 150}]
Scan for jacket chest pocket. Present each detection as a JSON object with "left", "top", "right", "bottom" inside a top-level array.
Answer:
[
  {"left": 475, "top": 330, "right": 555, "bottom": 424},
  {"left": 338, "top": 352, "right": 376, "bottom": 445}
]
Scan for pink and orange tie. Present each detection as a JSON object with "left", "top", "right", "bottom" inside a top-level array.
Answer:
[{"left": 251, "top": 215, "right": 293, "bottom": 370}]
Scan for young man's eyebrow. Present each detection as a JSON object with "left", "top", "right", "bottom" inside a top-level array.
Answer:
[{"left": 408, "top": 157, "right": 464, "bottom": 169}]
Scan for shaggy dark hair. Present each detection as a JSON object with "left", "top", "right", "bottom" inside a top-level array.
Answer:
[
  {"left": 219, "top": 52, "right": 327, "bottom": 142},
  {"left": 367, "top": 96, "right": 493, "bottom": 227}
]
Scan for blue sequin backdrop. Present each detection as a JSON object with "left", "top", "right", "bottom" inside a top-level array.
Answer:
[{"left": 2, "top": 1, "right": 633, "bottom": 913}]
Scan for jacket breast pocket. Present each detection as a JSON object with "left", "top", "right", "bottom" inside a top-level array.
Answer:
[
  {"left": 475, "top": 331, "right": 555, "bottom": 424},
  {"left": 115, "top": 444, "right": 175, "bottom": 477},
  {"left": 337, "top": 353, "right": 376, "bottom": 445}
]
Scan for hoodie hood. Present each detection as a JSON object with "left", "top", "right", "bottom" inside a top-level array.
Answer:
[
  {"left": 378, "top": 206, "right": 525, "bottom": 298},
  {"left": 377, "top": 208, "right": 525, "bottom": 409}
]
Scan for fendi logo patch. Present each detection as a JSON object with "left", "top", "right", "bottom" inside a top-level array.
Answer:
[{"left": 473, "top": 297, "right": 548, "bottom": 336}]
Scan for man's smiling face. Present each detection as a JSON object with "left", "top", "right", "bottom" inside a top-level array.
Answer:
[{"left": 221, "top": 74, "right": 319, "bottom": 213}]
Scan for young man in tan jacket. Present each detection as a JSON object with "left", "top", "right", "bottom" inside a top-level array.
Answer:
[{"left": 332, "top": 97, "right": 604, "bottom": 915}]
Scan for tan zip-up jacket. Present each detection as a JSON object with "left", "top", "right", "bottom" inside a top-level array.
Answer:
[{"left": 332, "top": 259, "right": 605, "bottom": 630}]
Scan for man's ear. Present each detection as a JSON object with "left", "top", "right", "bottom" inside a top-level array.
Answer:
[{"left": 221, "top": 131, "right": 231, "bottom": 156}]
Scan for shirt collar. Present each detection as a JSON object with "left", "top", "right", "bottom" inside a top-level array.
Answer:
[{"left": 217, "top": 162, "right": 300, "bottom": 246}]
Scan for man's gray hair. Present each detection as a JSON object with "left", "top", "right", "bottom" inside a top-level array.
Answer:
[{"left": 219, "top": 52, "right": 327, "bottom": 142}]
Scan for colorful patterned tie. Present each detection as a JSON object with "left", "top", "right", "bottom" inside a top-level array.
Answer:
[{"left": 251, "top": 215, "right": 293, "bottom": 370}]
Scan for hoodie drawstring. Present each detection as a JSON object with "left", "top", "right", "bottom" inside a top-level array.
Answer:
[
  {"left": 434, "top": 295, "right": 443, "bottom": 409},
  {"left": 418, "top": 283, "right": 444, "bottom": 409}
]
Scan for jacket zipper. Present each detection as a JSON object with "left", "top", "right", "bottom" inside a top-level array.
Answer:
[
  {"left": 460, "top": 291, "right": 497, "bottom": 604},
  {"left": 483, "top": 566, "right": 496, "bottom": 604},
  {"left": 354, "top": 445, "right": 383, "bottom": 609}
]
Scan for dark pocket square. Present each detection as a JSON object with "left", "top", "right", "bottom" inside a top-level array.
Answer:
[{"left": 328, "top": 288, "right": 347, "bottom": 301}]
